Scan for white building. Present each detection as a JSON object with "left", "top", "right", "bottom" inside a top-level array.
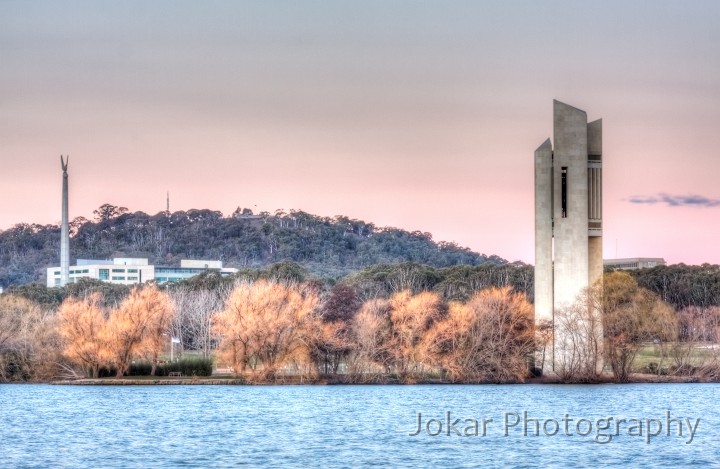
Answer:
[
  {"left": 46, "top": 258, "right": 238, "bottom": 288},
  {"left": 604, "top": 258, "right": 666, "bottom": 270}
]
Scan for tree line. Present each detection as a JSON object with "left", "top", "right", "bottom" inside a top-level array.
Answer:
[
  {"left": 0, "top": 204, "right": 506, "bottom": 287},
  {"left": 0, "top": 278, "right": 536, "bottom": 383},
  {"left": 6, "top": 261, "right": 536, "bottom": 309},
  {"left": 627, "top": 264, "right": 720, "bottom": 310},
  {"left": 1, "top": 268, "right": 719, "bottom": 384}
]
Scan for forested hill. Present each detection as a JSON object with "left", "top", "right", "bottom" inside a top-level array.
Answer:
[{"left": 0, "top": 204, "right": 507, "bottom": 287}]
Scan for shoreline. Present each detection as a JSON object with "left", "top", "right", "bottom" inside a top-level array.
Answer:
[{"left": 48, "top": 373, "right": 712, "bottom": 386}]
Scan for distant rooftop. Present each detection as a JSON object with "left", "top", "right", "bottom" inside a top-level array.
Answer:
[
  {"left": 77, "top": 259, "right": 113, "bottom": 266},
  {"left": 604, "top": 258, "right": 666, "bottom": 270}
]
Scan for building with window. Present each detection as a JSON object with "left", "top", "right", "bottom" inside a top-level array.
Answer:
[
  {"left": 603, "top": 258, "right": 666, "bottom": 270},
  {"left": 46, "top": 258, "right": 238, "bottom": 287}
]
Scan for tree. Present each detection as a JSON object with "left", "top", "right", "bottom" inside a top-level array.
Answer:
[
  {"left": 0, "top": 295, "right": 25, "bottom": 351},
  {"left": 347, "top": 298, "right": 392, "bottom": 380},
  {"left": 386, "top": 290, "right": 444, "bottom": 380},
  {"left": 427, "top": 287, "right": 535, "bottom": 382},
  {"left": 602, "top": 272, "right": 676, "bottom": 382},
  {"left": 137, "top": 287, "right": 175, "bottom": 375},
  {"left": 169, "top": 286, "right": 226, "bottom": 359},
  {"left": 322, "top": 284, "right": 361, "bottom": 323},
  {"left": 232, "top": 206, "right": 253, "bottom": 218},
  {"left": 0, "top": 295, "right": 60, "bottom": 382},
  {"left": 56, "top": 293, "right": 108, "bottom": 378},
  {"left": 553, "top": 291, "right": 604, "bottom": 382},
  {"left": 535, "top": 319, "right": 554, "bottom": 376},
  {"left": 69, "top": 216, "right": 89, "bottom": 236},
  {"left": 212, "top": 280, "right": 319, "bottom": 378},
  {"left": 105, "top": 286, "right": 167, "bottom": 377},
  {"left": 93, "top": 203, "right": 129, "bottom": 222},
  {"left": 630, "top": 264, "right": 720, "bottom": 311},
  {"left": 309, "top": 320, "right": 352, "bottom": 375},
  {"left": 310, "top": 284, "right": 361, "bottom": 374},
  {"left": 64, "top": 278, "right": 131, "bottom": 308},
  {"left": 7, "top": 283, "right": 66, "bottom": 309}
]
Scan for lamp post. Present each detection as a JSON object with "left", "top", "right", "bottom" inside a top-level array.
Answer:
[{"left": 170, "top": 336, "right": 181, "bottom": 362}]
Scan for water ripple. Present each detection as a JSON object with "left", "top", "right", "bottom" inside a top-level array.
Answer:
[{"left": 0, "top": 384, "right": 718, "bottom": 468}]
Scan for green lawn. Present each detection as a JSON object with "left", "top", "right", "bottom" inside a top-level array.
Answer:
[{"left": 632, "top": 342, "right": 718, "bottom": 373}]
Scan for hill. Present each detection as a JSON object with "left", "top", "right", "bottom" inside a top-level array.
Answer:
[{"left": 0, "top": 204, "right": 507, "bottom": 287}]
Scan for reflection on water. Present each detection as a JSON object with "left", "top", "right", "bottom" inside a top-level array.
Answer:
[{"left": 0, "top": 384, "right": 718, "bottom": 468}]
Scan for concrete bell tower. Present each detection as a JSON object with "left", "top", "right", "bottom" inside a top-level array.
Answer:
[{"left": 535, "top": 101, "right": 603, "bottom": 369}]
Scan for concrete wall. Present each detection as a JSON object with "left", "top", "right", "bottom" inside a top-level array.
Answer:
[
  {"left": 552, "top": 100, "right": 589, "bottom": 310},
  {"left": 587, "top": 119, "right": 602, "bottom": 156},
  {"left": 587, "top": 118, "right": 603, "bottom": 287},
  {"left": 534, "top": 139, "right": 554, "bottom": 324},
  {"left": 588, "top": 237, "right": 603, "bottom": 288}
]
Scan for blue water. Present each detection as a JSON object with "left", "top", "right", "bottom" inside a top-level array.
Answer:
[{"left": 0, "top": 384, "right": 718, "bottom": 468}]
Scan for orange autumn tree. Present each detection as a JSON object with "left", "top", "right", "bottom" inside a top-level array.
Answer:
[
  {"left": 0, "top": 295, "right": 60, "bottom": 382},
  {"left": 213, "top": 280, "right": 319, "bottom": 378},
  {"left": 56, "top": 293, "right": 108, "bottom": 378},
  {"left": 105, "top": 285, "right": 173, "bottom": 378},
  {"left": 427, "top": 287, "right": 535, "bottom": 382},
  {"left": 347, "top": 298, "right": 392, "bottom": 379},
  {"left": 386, "top": 290, "right": 444, "bottom": 380},
  {"left": 346, "top": 291, "right": 444, "bottom": 381},
  {"left": 138, "top": 288, "right": 176, "bottom": 376}
]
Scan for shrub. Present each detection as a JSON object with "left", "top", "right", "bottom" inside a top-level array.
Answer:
[
  {"left": 97, "top": 366, "right": 118, "bottom": 378},
  {"left": 127, "top": 357, "right": 213, "bottom": 377}
]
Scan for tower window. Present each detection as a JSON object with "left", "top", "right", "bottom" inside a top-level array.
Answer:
[{"left": 561, "top": 167, "right": 568, "bottom": 218}]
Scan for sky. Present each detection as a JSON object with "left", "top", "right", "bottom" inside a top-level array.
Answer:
[{"left": 1, "top": 1, "right": 719, "bottom": 265}]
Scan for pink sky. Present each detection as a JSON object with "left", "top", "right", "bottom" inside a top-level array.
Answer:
[{"left": 1, "top": 1, "right": 719, "bottom": 265}]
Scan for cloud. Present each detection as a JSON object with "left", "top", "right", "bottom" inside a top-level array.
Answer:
[{"left": 627, "top": 193, "right": 720, "bottom": 208}]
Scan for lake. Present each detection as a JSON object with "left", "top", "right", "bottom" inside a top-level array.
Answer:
[{"left": 0, "top": 384, "right": 718, "bottom": 468}]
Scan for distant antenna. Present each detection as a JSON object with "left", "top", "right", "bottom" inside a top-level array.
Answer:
[{"left": 166, "top": 191, "right": 170, "bottom": 213}]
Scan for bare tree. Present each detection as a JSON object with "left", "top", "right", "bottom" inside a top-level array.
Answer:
[
  {"left": 387, "top": 268, "right": 423, "bottom": 293},
  {"left": 170, "top": 286, "right": 226, "bottom": 359},
  {"left": 668, "top": 306, "right": 720, "bottom": 376},
  {"left": 553, "top": 296, "right": 603, "bottom": 382},
  {"left": 535, "top": 319, "right": 554, "bottom": 375}
]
